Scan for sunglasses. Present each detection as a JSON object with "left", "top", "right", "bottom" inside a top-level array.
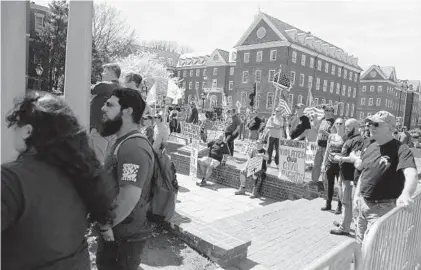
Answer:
[
  {"left": 335, "top": 123, "right": 343, "bottom": 125},
  {"left": 367, "top": 122, "right": 380, "bottom": 128}
]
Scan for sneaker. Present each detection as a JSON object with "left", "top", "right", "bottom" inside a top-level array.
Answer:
[
  {"left": 235, "top": 187, "right": 246, "bottom": 195},
  {"left": 330, "top": 228, "right": 350, "bottom": 235},
  {"left": 199, "top": 180, "right": 207, "bottom": 187},
  {"left": 321, "top": 204, "right": 332, "bottom": 211}
]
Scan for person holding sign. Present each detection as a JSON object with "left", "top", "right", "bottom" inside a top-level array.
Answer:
[
  {"left": 235, "top": 139, "right": 268, "bottom": 198},
  {"left": 197, "top": 134, "right": 230, "bottom": 187},
  {"left": 289, "top": 103, "right": 311, "bottom": 141},
  {"left": 266, "top": 107, "right": 289, "bottom": 167}
]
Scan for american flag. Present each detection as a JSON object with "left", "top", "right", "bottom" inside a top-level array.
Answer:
[
  {"left": 278, "top": 98, "right": 292, "bottom": 116},
  {"left": 272, "top": 69, "right": 291, "bottom": 91}
]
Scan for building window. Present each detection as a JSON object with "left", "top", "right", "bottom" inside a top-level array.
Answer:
[
  {"left": 316, "top": 78, "right": 320, "bottom": 91},
  {"left": 213, "top": 68, "right": 218, "bottom": 76},
  {"left": 270, "top": 50, "right": 277, "bottom": 61},
  {"left": 266, "top": 92, "right": 274, "bottom": 109},
  {"left": 292, "top": 51, "right": 297, "bottom": 63},
  {"left": 255, "top": 70, "right": 261, "bottom": 83},
  {"left": 353, "top": 88, "right": 356, "bottom": 98},
  {"left": 183, "top": 70, "right": 187, "bottom": 77},
  {"left": 190, "top": 70, "right": 193, "bottom": 77},
  {"left": 360, "top": 112, "right": 364, "bottom": 120},
  {"left": 345, "top": 103, "right": 350, "bottom": 116},
  {"left": 331, "top": 65, "right": 336, "bottom": 75},
  {"left": 317, "top": 60, "right": 322, "bottom": 71},
  {"left": 202, "top": 81, "right": 205, "bottom": 89},
  {"left": 340, "top": 103, "right": 344, "bottom": 116},
  {"left": 35, "top": 14, "right": 44, "bottom": 32},
  {"left": 269, "top": 70, "right": 276, "bottom": 82},
  {"left": 351, "top": 104, "right": 355, "bottom": 117},
  {"left": 336, "top": 83, "right": 340, "bottom": 95},
  {"left": 361, "top": 97, "right": 366, "bottom": 105},
  {"left": 378, "top": 86, "right": 382, "bottom": 92},
  {"left": 188, "top": 82, "right": 192, "bottom": 89},
  {"left": 182, "top": 82, "right": 186, "bottom": 89},
  {"left": 325, "top": 63, "right": 329, "bottom": 73},
  {"left": 362, "top": 85, "right": 366, "bottom": 92},
  {"left": 242, "top": 71, "right": 249, "bottom": 83},
  {"left": 314, "top": 98, "right": 319, "bottom": 105},
  {"left": 212, "top": 79, "right": 217, "bottom": 88},
  {"left": 338, "top": 68, "right": 342, "bottom": 77},
  {"left": 343, "top": 69, "right": 347, "bottom": 79},
  {"left": 298, "top": 95, "right": 303, "bottom": 104},
  {"left": 195, "top": 69, "right": 200, "bottom": 76},
  {"left": 227, "top": 96, "right": 232, "bottom": 106},
  {"left": 309, "top": 57, "right": 315, "bottom": 68},
  {"left": 256, "top": 51, "right": 263, "bottom": 62},
  {"left": 195, "top": 82, "right": 199, "bottom": 90},
  {"left": 301, "top": 54, "right": 306, "bottom": 66},
  {"left": 244, "top": 52, "right": 250, "bottom": 63},
  {"left": 299, "top": 74, "right": 305, "bottom": 87},
  {"left": 323, "top": 80, "right": 327, "bottom": 92},
  {"left": 330, "top": 81, "right": 334, "bottom": 93},
  {"left": 370, "top": 86, "right": 374, "bottom": 92},
  {"left": 321, "top": 98, "right": 326, "bottom": 105},
  {"left": 288, "top": 94, "right": 294, "bottom": 107},
  {"left": 308, "top": 76, "right": 313, "bottom": 89},
  {"left": 230, "top": 67, "right": 234, "bottom": 76},
  {"left": 241, "top": 92, "right": 247, "bottom": 106},
  {"left": 354, "top": 73, "right": 358, "bottom": 82},
  {"left": 342, "top": 85, "right": 346, "bottom": 96},
  {"left": 347, "top": 86, "right": 352, "bottom": 97},
  {"left": 376, "top": 98, "right": 381, "bottom": 106},
  {"left": 349, "top": 71, "right": 353, "bottom": 81},
  {"left": 229, "top": 81, "right": 233, "bottom": 90},
  {"left": 290, "top": 71, "right": 296, "bottom": 85}
]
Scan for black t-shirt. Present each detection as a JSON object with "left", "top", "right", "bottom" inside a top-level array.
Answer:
[
  {"left": 354, "top": 138, "right": 376, "bottom": 183},
  {"left": 248, "top": 117, "right": 262, "bottom": 131},
  {"left": 359, "top": 139, "right": 416, "bottom": 201},
  {"left": 339, "top": 134, "right": 364, "bottom": 181},
  {"left": 290, "top": 115, "right": 311, "bottom": 140},
  {"left": 208, "top": 140, "right": 230, "bottom": 162}
]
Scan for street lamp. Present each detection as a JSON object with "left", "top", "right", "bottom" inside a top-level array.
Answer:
[{"left": 35, "top": 64, "right": 44, "bottom": 91}]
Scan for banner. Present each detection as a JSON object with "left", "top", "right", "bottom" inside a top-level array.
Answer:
[
  {"left": 190, "top": 139, "right": 199, "bottom": 181},
  {"left": 306, "top": 142, "right": 318, "bottom": 165},
  {"left": 181, "top": 122, "right": 201, "bottom": 140},
  {"left": 278, "top": 139, "right": 306, "bottom": 184},
  {"left": 247, "top": 156, "right": 263, "bottom": 177}
]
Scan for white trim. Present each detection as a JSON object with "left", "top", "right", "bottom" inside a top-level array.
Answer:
[
  {"left": 360, "top": 65, "right": 387, "bottom": 80},
  {"left": 360, "top": 79, "right": 397, "bottom": 86},
  {"left": 235, "top": 41, "right": 289, "bottom": 51}
]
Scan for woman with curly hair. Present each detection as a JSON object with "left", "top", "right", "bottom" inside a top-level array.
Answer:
[{"left": 1, "top": 91, "right": 115, "bottom": 269}]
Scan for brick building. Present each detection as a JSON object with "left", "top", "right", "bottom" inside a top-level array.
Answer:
[
  {"left": 357, "top": 65, "right": 406, "bottom": 121},
  {"left": 403, "top": 80, "right": 421, "bottom": 129},
  {"left": 232, "top": 12, "right": 363, "bottom": 117},
  {"left": 176, "top": 49, "right": 236, "bottom": 107},
  {"left": 27, "top": 2, "right": 51, "bottom": 91}
]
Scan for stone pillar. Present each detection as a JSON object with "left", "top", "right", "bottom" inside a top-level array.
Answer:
[
  {"left": 64, "top": 0, "right": 93, "bottom": 129},
  {"left": 1, "top": 1, "right": 28, "bottom": 162}
]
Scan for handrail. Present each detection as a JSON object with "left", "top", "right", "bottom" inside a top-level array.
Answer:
[
  {"left": 361, "top": 190, "right": 421, "bottom": 270},
  {"left": 303, "top": 238, "right": 362, "bottom": 270}
]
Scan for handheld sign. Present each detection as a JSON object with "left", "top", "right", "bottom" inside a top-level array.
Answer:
[
  {"left": 278, "top": 139, "right": 306, "bottom": 184},
  {"left": 247, "top": 156, "right": 263, "bottom": 177}
]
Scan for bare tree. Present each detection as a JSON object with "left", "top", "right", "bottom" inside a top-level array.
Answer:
[{"left": 139, "top": 40, "right": 194, "bottom": 54}]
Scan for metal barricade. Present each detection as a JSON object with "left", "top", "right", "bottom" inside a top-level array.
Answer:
[
  {"left": 361, "top": 191, "right": 421, "bottom": 270},
  {"left": 303, "top": 239, "right": 362, "bottom": 270}
]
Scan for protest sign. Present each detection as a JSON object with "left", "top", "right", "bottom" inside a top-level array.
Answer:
[
  {"left": 181, "top": 122, "right": 201, "bottom": 140},
  {"left": 190, "top": 139, "right": 199, "bottom": 181},
  {"left": 247, "top": 156, "right": 263, "bottom": 177},
  {"left": 278, "top": 139, "right": 306, "bottom": 184},
  {"left": 306, "top": 142, "right": 318, "bottom": 165}
]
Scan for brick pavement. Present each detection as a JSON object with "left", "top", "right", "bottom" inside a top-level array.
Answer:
[{"left": 173, "top": 173, "right": 353, "bottom": 270}]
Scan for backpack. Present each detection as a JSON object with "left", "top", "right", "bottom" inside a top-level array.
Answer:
[{"left": 113, "top": 133, "right": 179, "bottom": 222}]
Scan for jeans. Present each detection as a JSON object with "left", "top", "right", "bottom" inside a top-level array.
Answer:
[
  {"left": 355, "top": 197, "right": 396, "bottom": 244},
  {"left": 225, "top": 132, "right": 238, "bottom": 156},
  {"left": 338, "top": 179, "right": 353, "bottom": 232},
  {"left": 96, "top": 237, "right": 147, "bottom": 270},
  {"left": 325, "top": 163, "right": 340, "bottom": 202},
  {"left": 89, "top": 128, "right": 116, "bottom": 165},
  {"left": 267, "top": 137, "right": 280, "bottom": 165},
  {"left": 311, "top": 146, "right": 326, "bottom": 182}
]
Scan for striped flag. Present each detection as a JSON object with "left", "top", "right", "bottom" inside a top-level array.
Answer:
[
  {"left": 304, "top": 107, "right": 324, "bottom": 119},
  {"left": 273, "top": 69, "right": 291, "bottom": 90},
  {"left": 278, "top": 98, "right": 292, "bottom": 116}
]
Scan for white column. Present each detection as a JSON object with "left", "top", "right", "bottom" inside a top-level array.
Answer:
[
  {"left": 64, "top": 0, "right": 93, "bottom": 129},
  {"left": 1, "top": 1, "right": 28, "bottom": 162}
]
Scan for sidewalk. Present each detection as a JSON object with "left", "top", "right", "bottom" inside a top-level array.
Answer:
[{"left": 173, "top": 173, "right": 354, "bottom": 270}]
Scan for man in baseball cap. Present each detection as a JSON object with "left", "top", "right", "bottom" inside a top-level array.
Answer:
[{"left": 351, "top": 110, "right": 418, "bottom": 245}]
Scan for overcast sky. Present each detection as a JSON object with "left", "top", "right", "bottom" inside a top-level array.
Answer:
[{"left": 38, "top": 0, "right": 421, "bottom": 80}]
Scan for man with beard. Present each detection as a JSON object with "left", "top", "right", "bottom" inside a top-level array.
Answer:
[
  {"left": 90, "top": 63, "right": 121, "bottom": 165},
  {"left": 330, "top": 118, "right": 364, "bottom": 235},
  {"left": 96, "top": 88, "right": 154, "bottom": 270}
]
